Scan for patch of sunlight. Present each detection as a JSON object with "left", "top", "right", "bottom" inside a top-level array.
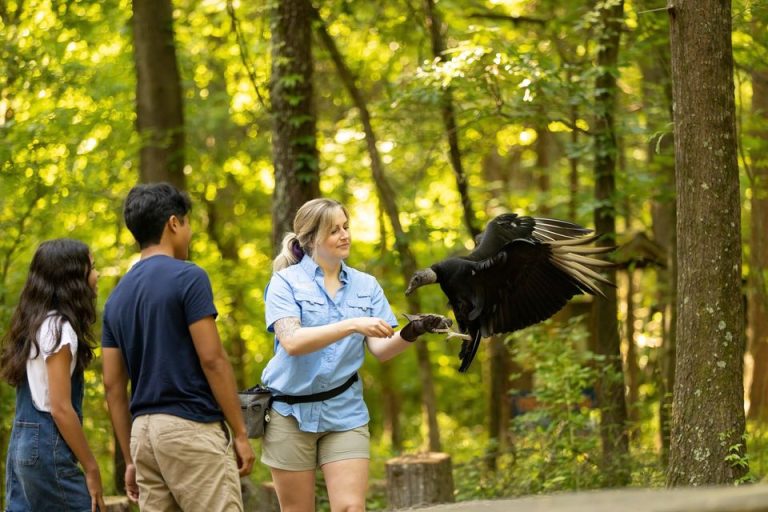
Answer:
[
  {"left": 204, "top": 183, "right": 217, "bottom": 202},
  {"left": 351, "top": 197, "right": 378, "bottom": 243},
  {"left": 335, "top": 128, "right": 365, "bottom": 144},
  {"left": 377, "top": 140, "right": 395, "bottom": 153},
  {"left": 238, "top": 243, "right": 257, "bottom": 260},
  {"left": 636, "top": 333, "right": 662, "bottom": 348},
  {"left": 416, "top": 197, "right": 431, "bottom": 209},
  {"left": 352, "top": 186, "right": 371, "bottom": 201},
  {"left": 77, "top": 137, "right": 98, "bottom": 155},
  {"left": 39, "top": 165, "right": 58, "bottom": 186},
  {"left": 496, "top": 125, "right": 521, "bottom": 151},
  {"left": 259, "top": 165, "right": 275, "bottom": 192},
  {"left": 92, "top": 41, "right": 123, "bottom": 63},
  {"left": 519, "top": 128, "right": 537, "bottom": 146},
  {"left": 232, "top": 91, "right": 253, "bottom": 112}
]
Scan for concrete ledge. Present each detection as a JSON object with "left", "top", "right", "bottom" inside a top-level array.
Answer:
[{"left": 408, "top": 485, "right": 768, "bottom": 512}]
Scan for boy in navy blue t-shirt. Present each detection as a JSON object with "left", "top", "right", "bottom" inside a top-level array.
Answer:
[{"left": 102, "top": 183, "right": 254, "bottom": 511}]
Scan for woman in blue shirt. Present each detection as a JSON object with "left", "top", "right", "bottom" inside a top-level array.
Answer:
[{"left": 261, "top": 198, "right": 447, "bottom": 512}]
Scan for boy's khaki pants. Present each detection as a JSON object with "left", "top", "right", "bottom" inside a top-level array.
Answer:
[{"left": 131, "top": 413, "right": 243, "bottom": 512}]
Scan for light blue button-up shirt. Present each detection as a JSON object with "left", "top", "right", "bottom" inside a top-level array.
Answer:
[{"left": 261, "top": 255, "right": 398, "bottom": 433}]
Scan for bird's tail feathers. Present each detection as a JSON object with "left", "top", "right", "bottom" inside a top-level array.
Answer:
[
  {"left": 533, "top": 218, "right": 593, "bottom": 242},
  {"left": 550, "top": 241, "right": 615, "bottom": 297}
]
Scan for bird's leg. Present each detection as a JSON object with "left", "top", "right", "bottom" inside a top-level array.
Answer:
[{"left": 432, "top": 328, "right": 472, "bottom": 341}]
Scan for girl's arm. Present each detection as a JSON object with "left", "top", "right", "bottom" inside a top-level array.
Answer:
[
  {"left": 275, "top": 316, "right": 394, "bottom": 356},
  {"left": 47, "top": 349, "right": 106, "bottom": 512}
]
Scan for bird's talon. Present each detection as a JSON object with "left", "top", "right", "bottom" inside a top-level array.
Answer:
[{"left": 433, "top": 328, "right": 472, "bottom": 341}]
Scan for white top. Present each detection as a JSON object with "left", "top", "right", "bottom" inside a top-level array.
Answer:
[{"left": 26, "top": 314, "right": 78, "bottom": 412}]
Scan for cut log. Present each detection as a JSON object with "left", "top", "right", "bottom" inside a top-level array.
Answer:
[{"left": 386, "top": 452, "right": 455, "bottom": 509}]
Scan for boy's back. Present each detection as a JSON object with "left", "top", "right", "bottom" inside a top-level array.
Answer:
[
  {"left": 103, "top": 254, "right": 222, "bottom": 421},
  {"left": 102, "top": 182, "right": 253, "bottom": 510}
]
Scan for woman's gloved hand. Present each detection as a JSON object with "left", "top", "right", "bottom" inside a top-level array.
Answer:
[{"left": 400, "top": 313, "right": 453, "bottom": 342}]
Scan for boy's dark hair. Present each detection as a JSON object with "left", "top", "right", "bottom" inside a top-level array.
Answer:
[{"left": 124, "top": 183, "right": 192, "bottom": 249}]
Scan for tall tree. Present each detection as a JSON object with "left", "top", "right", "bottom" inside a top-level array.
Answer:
[
  {"left": 667, "top": 0, "right": 747, "bottom": 485},
  {"left": 313, "top": 7, "right": 443, "bottom": 452},
  {"left": 637, "top": 0, "right": 676, "bottom": 463},
  {"left": 129, "top": 0, "right": 187, "bottom": 489},
  {"left": 132, "top": 0, "right": 186, "bottom": 187},
  {"left": 423, "top": 0, "right": 481, "bottom": 239},
  {"left": 747, "top": 11, "right": 768, "bottom": 422},
  {"left": 591, "top": 0, "right": 629, "bottom": 485},
  {"left": 270, "top": 0, "right": 320, "bottom": 252}
]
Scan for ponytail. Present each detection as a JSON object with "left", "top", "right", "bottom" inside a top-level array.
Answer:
[
  {"left": 272, "top": 198, "right": 349, "bottom": 273},
  {"left": 273, "top": 233, "right": 305, "bottom": 272}
]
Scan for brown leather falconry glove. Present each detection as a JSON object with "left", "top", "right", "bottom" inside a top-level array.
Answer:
[{"left": 400, "top": 313, "right": 453, "bottom": 342}]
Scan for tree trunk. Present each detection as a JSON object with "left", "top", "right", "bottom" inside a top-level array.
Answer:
[
  {"left": 313, "top": 8, "right": 442, "bottom": 451},
  {"left": 746, "top": 22, "right": 768, "bottom": 421},
  {"left": 486, "top": 335, "right": 510, "bottom": 470},
  {"left": 592, "top": 0, "right": 629, "bottom": 486},
  {"left": 534, "top": 124, "right": 553, "bottom": 217},
  {"left": 126, "top": 3, "right": 186, "bottom": 489},
  {"left": 667, "top": 0, "right": 747, "bottom": 485},
  {"left": 423, "top": 0, "right": 481, "bottom": 239},
  {"left": 205, "top": 183, "right": 248, "bottom": 389},
  {"left": 637, "top": 2, "right": 676, "bottom": 462},
  {"left": 567, "top": 98, "right": 580, "bottom": 222},
  {"left": 625, "top": 269, "right": 640, "bottom": 432},
  {"left": 379, "top": 361, "right": 403, "bottom": 452},
  {"left": 131, "top": 0, "right": 185, "bottom": 188},
  {"left": 270, "top": 0, "right": 320, "bottom": 253}
]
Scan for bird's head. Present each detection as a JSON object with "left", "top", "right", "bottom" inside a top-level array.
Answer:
[{"left": 405, "top": 268, "right": 438, "bottom": 295}]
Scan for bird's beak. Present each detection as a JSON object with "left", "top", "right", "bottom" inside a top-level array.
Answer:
[{"left": 404, "top": 284, "right": 414, "bottom": 296}]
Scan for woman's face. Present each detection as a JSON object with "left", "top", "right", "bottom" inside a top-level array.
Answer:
[
  {"left": 87, "top": 254, "right": 100, "bottom": 294},
  {"left": 313, "top": 208, "right": 350, "bottom": 264}
]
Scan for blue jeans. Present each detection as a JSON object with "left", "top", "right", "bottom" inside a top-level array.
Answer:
[{"left": 4, "top": 372, "right": 91, "bottom": 512}]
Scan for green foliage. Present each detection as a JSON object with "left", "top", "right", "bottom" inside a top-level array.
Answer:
[
  {"left": 503, "top": 317, "right": 603, "bottom": 494},
  {"left": 1, "top": 0, "right": 766, "bottom": 505}
]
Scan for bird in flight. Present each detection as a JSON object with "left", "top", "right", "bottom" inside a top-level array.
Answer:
[{"left": 405, "top": 213, "right": 614, "bottom": 372}]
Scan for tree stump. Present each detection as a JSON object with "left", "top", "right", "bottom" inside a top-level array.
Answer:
[
  {"left": 386, "top": 452, "right": 454, "bottom": 509},
  {"left": 260, "top": 481, "right": 281, "bottom": 512}
]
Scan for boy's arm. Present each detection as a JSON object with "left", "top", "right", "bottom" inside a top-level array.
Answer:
[
  {"left": 102, "top": 347, "right": 139, "bottom": 502},
  {"left": 189, "top": 316, "right": 255, "bottom": 476}
]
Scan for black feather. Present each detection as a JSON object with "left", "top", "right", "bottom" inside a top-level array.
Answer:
[{"left": 417, "top": 214, "right": 614, "bottom": 373}]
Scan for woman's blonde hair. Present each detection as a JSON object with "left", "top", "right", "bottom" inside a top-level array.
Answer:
[{"left": 273, "top": 198, "right": 350, "bottom": 272}]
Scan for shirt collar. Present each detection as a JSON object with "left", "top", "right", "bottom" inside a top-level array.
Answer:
[{"left": 299, "top": 254, "right": 349, "bottom": 284}]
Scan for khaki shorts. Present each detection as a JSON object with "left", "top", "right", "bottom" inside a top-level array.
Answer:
[
  {"left": 130, "top": 414, "right": 243, "bottom": 511},
  {"left": 261, "top": 410, "right": 370, "bottom": 471}
]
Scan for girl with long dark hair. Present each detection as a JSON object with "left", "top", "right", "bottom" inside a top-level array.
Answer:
[{"left": 1, "top": 238, "right": 106, "bottom": 512}]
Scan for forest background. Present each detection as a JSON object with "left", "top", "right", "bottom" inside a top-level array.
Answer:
[{"left": 1, "top": 0, "right": 767, "bottom": 509}]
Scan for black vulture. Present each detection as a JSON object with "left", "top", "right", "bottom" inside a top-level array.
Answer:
[{"left": 405, "top": 213, "right": 614, "bottom": 372}]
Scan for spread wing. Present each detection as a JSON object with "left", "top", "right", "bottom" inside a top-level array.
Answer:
[
  {"left": 472, "top": 235, "right": 614, "bottom": 338},
  {"left": 471, "top": 214, "right": 592, "bottom": 261},
  {"left": 473, "top": 241, "right": 582, "bottom": 337}
]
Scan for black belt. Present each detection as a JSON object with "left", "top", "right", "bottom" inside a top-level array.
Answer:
[{"left": 272, "top": 373, "right": 359, "bottom": 405}]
